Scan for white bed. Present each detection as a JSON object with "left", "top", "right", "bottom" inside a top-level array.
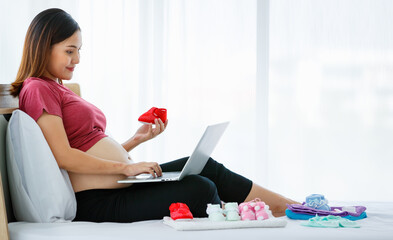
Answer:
[
  {"left": 1, "top": 84, "right": 393, "bottom": 240},
  {"left": 7, "top": 201, "right": 393, "bottom": 240}
]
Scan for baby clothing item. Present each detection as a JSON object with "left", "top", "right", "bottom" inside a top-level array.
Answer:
[
  {"left": 341, "top": 206, "right": 357, "bottom": 213},
  {"left": 286, "top": 204, "right": 367, "bottom": 221},
  {"left": 165, "top": 201, "right": 285, "bottom": 230},
  {"left": 286, "top": 194, "right": 367, "bottom": 221},
  {"left": 239, "top": 201, "right": 256, "bottom": 220},
  {"left": 239, "top": 198, "right": 271, "bottom": 221},
  {"left": 254, "top": 201, "right": 270, "bottom": 220},
  {"left": 223, "top": 202, "right": 241, "bottom": 221},
  {"left": 305, "top": 194, "right": 330, "bottom": 211},
  {"left": 169, "top": 203, "right": 193, "bottom": 220},
  {"left": 206, "top": 204, "right": 226, "bottom": 221},
  {"left": 301, "top": 215, "right": 360, "bottom": 228},
  {"left": 163, "top": 217, "right": 287, "bottom": 231},
  {"left": 138, "top": 107, "right": 167, "bottom": 124}
]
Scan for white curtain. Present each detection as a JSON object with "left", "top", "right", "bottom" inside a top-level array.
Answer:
[
  {"left": 2, "top": 0, "right": 393, "bottom": 202},
  {"left": 0, "top": 0, "right": 79, "bottom": 85},
  {"left": 268, "top": 0, "right": 393, "bottom": 201},
  {"left": 1, "top": 0, "right": 260, "bottom": 183},
  {"left": 74, "top": 0, "right": 258, "bottom": 183}
]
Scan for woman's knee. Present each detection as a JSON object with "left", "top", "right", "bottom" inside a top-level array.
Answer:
[
  {"left": 181, "top": 175, "right": 221, "bottom": 216},
  {"left": 183, "top": 175, "right": 218, "bottom": 198}
]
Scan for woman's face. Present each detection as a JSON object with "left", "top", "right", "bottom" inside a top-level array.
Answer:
[{"left": 44, "top": 30, "right": 82, "bottom": 81}]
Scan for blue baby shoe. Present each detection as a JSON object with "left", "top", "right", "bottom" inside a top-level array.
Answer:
[{"left": 305, "top": 194, "right": 330, "bottom": 211}]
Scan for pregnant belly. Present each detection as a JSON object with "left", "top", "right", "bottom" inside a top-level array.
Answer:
[{"left": 69, "top": 137, "right": 133, "bottom": 192}]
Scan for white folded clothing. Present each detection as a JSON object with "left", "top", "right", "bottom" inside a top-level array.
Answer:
[{"left": 163, "top": 217, "right": 287, "bottom": 231}]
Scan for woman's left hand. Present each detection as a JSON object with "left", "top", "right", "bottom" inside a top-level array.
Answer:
[{"left": 133, "top": 118, "right": 168, "bottom": 144}]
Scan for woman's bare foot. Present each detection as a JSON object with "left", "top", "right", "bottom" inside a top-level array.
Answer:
[
  {"left": 244, "top": 183, "right": 300, "bottom": 217},
  {"left": 270, "top": 198, "right": 299, "bottom": 217}
]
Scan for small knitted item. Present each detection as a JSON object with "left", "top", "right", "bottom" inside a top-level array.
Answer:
[
  {"left": 239, "top": 201, "right": 256, "bottom": 221},
  {"left": 169, "top": 203, "right": 193, "bottom": 220},
  {"left": 239, "top": 198, "right": 271, "bottom": 221},
  {"left": 138, "top": 107, "right": 167, "bottom": 124},
  {"left": 254, "top": 201, "right": 270, "bottom": 220},
  {"left": 301, "top": 215, "right": 360, "bottom": 228},
  {"left": 223, "top": 202, "right": 241, "bottom": 221},
  {"left": 206, "top": 204, "right": 226, "bottom": 221},
  {"left": 305, "top": 194, "right": 330, "bottom": 211},
  {"left": 206, "top": 203, "right": 225, "bottom": 222}
]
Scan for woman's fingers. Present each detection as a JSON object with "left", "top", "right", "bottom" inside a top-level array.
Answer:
[
  {"left": 152, "top": 118, "right": 166, "bottom": 137},
  {"left": 159, "top": 118, "right": 165, "bottom": 132},
  {"left": 152, "top": 119, "right": 160, "bottom": 135},
  {"left": 148, "top": 169, "right": 156, "bottom": 178},
  {"left": 156, "top": 118, "right": 165, "bottom": 134},
  {"left": 154, "top": 164, "right": 162, "bottom": 177},
  {"left": 143, "top": 162, "right": 162, "bottom": 178},
  {"left": 124, "top": 162, "right": 162, "bottom": 177}
]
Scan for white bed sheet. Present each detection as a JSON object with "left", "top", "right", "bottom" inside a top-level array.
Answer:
[{"left": 8, "top": 201, "right": 393, "bottom": 240}]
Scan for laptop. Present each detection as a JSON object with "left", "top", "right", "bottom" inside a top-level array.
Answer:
[{"left": 117, "top": 121, "right": 229, "bottom": 183}]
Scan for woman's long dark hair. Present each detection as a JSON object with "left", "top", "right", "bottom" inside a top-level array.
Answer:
[{"left": 10, "top": 8, "right": 80, "bottom": 97}]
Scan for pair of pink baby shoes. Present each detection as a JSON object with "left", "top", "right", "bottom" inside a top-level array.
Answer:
[{"left": 239, "top": 198, "right": 271, "bottom": 221}]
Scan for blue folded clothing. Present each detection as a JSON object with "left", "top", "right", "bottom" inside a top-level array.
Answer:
[
  {"left": 286, "top": 209, "right": 367, "bottom": 221},
  {"left": 286, "top": 203, "right": 367, "bottom": 221}
]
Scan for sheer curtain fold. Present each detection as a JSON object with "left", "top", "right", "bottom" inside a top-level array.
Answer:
[
  {"left": 0, "top": 0, "right": 79, "bottom": 88},
  {"left": 269, "top": 0, "right": 393, "bottom": 201},
  {"left": 74, "top": 0, "right": 259, "bottom": 180}
]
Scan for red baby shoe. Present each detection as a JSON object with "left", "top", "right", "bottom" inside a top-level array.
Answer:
[
  {"left": 169, "top": 203, "right": 193, "bottom": 220},
  {"left": 138, "top": 107, "right": 167, "bottom": 124}
]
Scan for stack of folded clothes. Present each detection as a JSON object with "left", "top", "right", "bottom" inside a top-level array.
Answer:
[{"left": 286, "top": 194, "right": 367, "bottom": 221}]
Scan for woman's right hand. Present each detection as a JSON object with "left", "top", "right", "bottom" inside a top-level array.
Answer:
[{"left": 123, "top": 162, "right": 162, "bottom": 178}]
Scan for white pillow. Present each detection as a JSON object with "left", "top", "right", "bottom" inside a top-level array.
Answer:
[{"left": 5, "top": 110, "right": 76, "bottom": 222}]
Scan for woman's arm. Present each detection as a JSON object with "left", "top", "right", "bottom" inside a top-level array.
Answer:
[
  {"left": 37, "top": 112, "right": 162, "bottom": 176},
  {"left": 122, "top": 118, "right": 168, "bottom": 152}
]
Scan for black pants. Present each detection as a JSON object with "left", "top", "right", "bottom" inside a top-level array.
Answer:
[{"left": 74, "top": 157, "right": 253, "bottom": 223}]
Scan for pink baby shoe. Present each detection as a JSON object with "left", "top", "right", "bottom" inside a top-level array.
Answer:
[
  {"left": 239, "top": 202, "right": 256, "bottom": 221},
  {"left": 254, "top": 199, "right": 269, "bottom": 220}
]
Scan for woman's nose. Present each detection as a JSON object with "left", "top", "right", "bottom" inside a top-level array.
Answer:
[{"left": 73, "top": 52, "right": 80, "bottom": 64}]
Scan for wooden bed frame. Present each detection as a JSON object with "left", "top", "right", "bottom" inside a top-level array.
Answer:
[{"left": 0, "top": 83, "right": 80, "bottom": 240}]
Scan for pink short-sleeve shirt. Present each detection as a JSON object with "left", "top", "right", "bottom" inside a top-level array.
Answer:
[{"left": 19, "top": 77, "right": 108, "bottom": 152}]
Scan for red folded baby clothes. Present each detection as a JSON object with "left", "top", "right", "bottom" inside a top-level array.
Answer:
[{"left": 138, "top": 107, "right": 167, "bottom": 124}]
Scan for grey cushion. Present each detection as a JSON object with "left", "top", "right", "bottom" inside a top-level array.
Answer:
[{"left": 5, "top": 110, "right": 76, "bottom": 222}]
